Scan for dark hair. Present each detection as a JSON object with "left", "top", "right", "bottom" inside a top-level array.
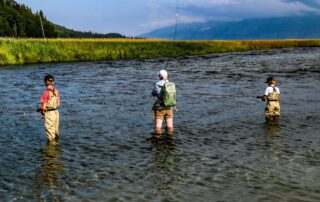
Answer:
[
  {"left": 44, "top": 74, "right": 54, "bottom": 83},
  {"left": 265, "top": 77, "right": 275, "bottom": 83}
]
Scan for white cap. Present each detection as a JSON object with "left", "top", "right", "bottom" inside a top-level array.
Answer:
[{"left": 158, "top": 69, "right": 168, "bottom": 78}]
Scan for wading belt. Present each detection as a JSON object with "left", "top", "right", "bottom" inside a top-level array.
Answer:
[{"left": 46, "top": 108, "right": 58, "bottom": 112}]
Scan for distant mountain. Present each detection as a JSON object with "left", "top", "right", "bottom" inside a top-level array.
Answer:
[
  {"left": 140, "top": 15, "right": 320, "bottom": 40},
  {"left": 0, "top": 0, "right": 125, "bottom": 38}
]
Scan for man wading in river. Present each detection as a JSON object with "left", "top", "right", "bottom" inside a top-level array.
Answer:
[
  {"left": 37, "top": 74, "right": 60, "bottom": 142},
  {"left": 151, "top": 70, "right": 176, "bottom": 135},
  {"left": 257, "top": 77, "right": 281, "bottom": 120}
]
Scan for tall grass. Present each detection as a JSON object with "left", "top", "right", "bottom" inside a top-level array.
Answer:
[{"left": 1, "top": 38, "right": 320, "bottom": 66}]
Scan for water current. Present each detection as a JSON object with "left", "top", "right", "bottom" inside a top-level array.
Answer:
[{"left": 0, "top": 47, "right": 320, "bottom": 201}]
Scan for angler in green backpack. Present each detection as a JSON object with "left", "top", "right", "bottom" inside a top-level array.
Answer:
[{"left": 151, "top": 70, "right": 176, "bottom": 135}]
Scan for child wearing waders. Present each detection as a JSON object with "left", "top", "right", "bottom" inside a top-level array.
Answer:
[
  {"left": 257, "top": 77, "right": 281, "bottom": 120},
  {"left": 37, "top": 74, "right": 60, "bottom": 142},
  {"left": 151, "top": 70, "right": 176, "bottom": 135}
]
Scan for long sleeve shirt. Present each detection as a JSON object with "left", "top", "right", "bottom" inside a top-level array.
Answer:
[{"left": 151, "top": 80, "right": 167, "bottom": 99}]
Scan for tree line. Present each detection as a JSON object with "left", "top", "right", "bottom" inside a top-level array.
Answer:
[{"left": 0, "top": 0, "right": 126, "bottom": 38}]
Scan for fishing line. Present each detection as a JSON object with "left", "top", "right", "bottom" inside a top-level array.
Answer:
[
  {"left": 0, "top": 110, "right": 43, "bottom": 120},
  {"left": 172, "top": 0, "right": 179, "bottom": 43}
]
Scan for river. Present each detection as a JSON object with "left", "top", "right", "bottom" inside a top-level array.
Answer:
[{"left": 0, "top": 47, "right": 320, "bottom": 201}]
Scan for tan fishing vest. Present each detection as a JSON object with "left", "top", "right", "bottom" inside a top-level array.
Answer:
[
  {"left": 267, "top": 87, "right": 279, "bottom": 101},
  {"left": 46, "top": 89, "right": 59, "bottom": 109}
]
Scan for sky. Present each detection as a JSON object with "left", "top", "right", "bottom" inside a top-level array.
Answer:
[{"left": 15, "top": 0, "right": 320, "bottom": 36}]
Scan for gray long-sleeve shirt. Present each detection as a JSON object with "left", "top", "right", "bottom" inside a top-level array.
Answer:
[{"left": 151, "top": 80, "right": 167, "bottom": 99}]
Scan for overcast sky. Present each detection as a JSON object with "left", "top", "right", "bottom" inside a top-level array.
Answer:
[{"left": 15, "top": 0, "right": 320, "bottom": 36}]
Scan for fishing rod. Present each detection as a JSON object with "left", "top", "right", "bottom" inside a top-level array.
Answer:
[
  {"left": 164, "top": 0, "right": 179, "bottom": 70},
  {"left": 172, "top": 0, "right": 179, "bottom": 43},
  {"left": 0, "top": 109, "right": 27, "bottom": 115}
]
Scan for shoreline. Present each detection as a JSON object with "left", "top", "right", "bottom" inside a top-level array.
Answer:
[{"left": 1, "top": 38, "right": 320, "bottom": 66}]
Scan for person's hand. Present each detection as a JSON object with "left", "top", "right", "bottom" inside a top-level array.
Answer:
[
  {"left": 37, "top": 107, "right": 43, "bottom": 113},
  {"left": 256, "top": 96, "right": 265, "bottom": 101}
]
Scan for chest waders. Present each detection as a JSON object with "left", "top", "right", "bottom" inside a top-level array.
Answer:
[
  {"left": 44, "top": 89, "right": 60, "bottom": 141},
  {"left": 46, "top": 89, "right": 59, "bottom": 111},
  {"left": 265, "top": 87, "right": 280, "bottom": 119}
]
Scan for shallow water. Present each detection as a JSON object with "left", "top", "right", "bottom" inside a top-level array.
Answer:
[{"left": 0, "top": 47, "right": 320, "bottom": 201}]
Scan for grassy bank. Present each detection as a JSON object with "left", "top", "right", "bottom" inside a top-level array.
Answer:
[{"left": 1, "top": 38, "right": 320, "bottom": 65}]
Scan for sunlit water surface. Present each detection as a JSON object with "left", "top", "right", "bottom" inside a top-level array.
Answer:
[{"left": 0, "top": 47, "right": 320, "bottom": 201}]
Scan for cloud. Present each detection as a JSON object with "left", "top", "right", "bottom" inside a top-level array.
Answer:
[
  {"left": 140, "top": 15, "right": 206, "bottom": 30},
  {"left": 285, "top": 0, "right": 320, "bottom": 8},
  {"left": 207, "top": 0, "right": 238, "bottom": 5},
  {"left": 144, "top": 0, "right": 320, "bottom": 28},
  {"left": 141, "top": 0, "right": 320, "bottom": 33},
  {"left": 141, "top": 2, "right": 205, "bottom": 31},
  {"left": 183, "top": 0, "right": 320, "bottom": 20}
]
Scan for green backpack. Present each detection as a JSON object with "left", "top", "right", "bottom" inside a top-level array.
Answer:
[{"left": 161, "top": 81, "right": 176, "bottom": 107}]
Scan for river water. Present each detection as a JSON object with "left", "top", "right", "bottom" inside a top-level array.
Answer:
[{"left": 0, "top": 47, "right": 320, "bottom": 201}]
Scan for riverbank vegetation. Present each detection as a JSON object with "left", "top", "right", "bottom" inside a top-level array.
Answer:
[{"left": 1, "top": 38, "right": 320, "bottom": 65}]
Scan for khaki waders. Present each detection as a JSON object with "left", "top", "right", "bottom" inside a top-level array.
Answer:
[
  {"left": 265, "top": 101, "right": 281, "bottom": 119},
  {"left": 45, "top": 110, "right": 59, "bottom": 141},
  {"left": 265, "top": 90, "right": 280, "bottom": 119},
  {"left": 44, "top": 89, "right": 59, "bottom": 141}
]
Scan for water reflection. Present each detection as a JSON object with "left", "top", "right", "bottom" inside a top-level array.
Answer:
[
  {"left": 147, "top": 136, "right": 179, "bottom": 196},
  {"left": 264, "top": 118, "right": 280, "bottom": 136},
  {"left": 150, "top": 135, "right": 176, "bottom": 154},
  {"left": 32, "top": 141, "right": 65, "bottom": 201}
]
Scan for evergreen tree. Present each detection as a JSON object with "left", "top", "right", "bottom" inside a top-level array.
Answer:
[{"left": 0, "top": 0, "right": 57, "bottom": 37}]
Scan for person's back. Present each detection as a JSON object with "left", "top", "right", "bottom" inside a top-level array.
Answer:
[
  {"left": 257, "top": 77, "right": 281, "bottom": 120},
  {"left": 151, "top": 70, "right": 176, "bottom": 135}
]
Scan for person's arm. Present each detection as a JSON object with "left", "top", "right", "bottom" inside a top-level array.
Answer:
[
  {"left": 151, "top": 83, "right": 161, "bottom": 97},
  {"left": 256, "top": 95, "right": 267, "bottom": 101},
  {"left": 37, "top": 91, "right": 48, "bottom": 114},
  {"left": 257, "top": 87, "right": 268, "bottom": 101},
  {"left": 37, "top": 103, "right": 47, "bottom": 112}
]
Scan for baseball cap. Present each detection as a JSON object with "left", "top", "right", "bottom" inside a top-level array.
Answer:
[
  {"left": 265, "top": 77, "right": 275, "bottom": 83},
  {"left": 158, "top": 70, "right": 168, "bottom": 78}
]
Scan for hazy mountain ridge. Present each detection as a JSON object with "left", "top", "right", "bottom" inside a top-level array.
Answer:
[{"left": 140, "top": 15, "right": 320, "bottom": 40}]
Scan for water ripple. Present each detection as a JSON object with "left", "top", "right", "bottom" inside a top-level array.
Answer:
[{"left": 0, "top": 47, "right": 320, "bottom": 201}]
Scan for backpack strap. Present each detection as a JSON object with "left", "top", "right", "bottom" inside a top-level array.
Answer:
[
  {"left": 48, "top": 88, "right": 57, "bottom": 97},
  {"left": 159, "top": 80, "right": 168, "bottom": 99},
  {"left": 45, "top": 88, "right": 59, "bottom": 111}
]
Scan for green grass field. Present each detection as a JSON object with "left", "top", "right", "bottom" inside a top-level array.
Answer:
[{"left": 1, "top": 38, "right": 320, "bottom": 66}]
